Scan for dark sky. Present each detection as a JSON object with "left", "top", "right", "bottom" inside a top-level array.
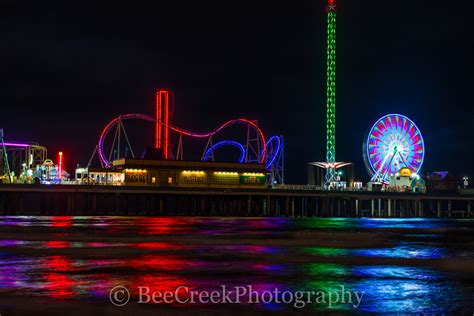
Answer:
[{"left": 1, "top": 0, "right": 473, "bottom": 183}]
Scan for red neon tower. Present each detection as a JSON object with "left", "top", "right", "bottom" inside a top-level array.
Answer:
[
  {"left": 155, "top": 89, "right": 171, "bottom": 159},
  {"left": 58, "top": 151, "right": 63, "bottom": 180}
]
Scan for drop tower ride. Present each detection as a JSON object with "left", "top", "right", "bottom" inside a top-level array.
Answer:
[
  {"left": 310, "top": 0, "right": 352, "bottom": 189},
  {"left": 325, "top": 0, "right": 337, "bottom": 185}
]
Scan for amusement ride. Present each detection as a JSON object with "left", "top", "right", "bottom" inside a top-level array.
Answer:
[
  {"left": 89, "top": 89, "right": 285, "bottom": 185},
  {"left": 0, "top": 0, "right": 431, "bottom": 191},
  {"left": 310, "top": 0, "right": 354, "bottom": 189},
  {"left": 364, "top": 114, "right": 425, "bottom": 184}
]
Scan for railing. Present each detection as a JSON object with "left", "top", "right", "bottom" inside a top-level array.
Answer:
[
  {"left": 272, "top": 184, "right": 369, "bottom": 192},
  {"left": 273, "top": 184, "right": 322, "bottom": 190},
  {"left": 459, "top": 188, "right": 474, "bottom": 195}
]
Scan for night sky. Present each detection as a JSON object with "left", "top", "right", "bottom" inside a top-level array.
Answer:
[{"left": 1, "top": 0, "right": 473, "bottom": 183}]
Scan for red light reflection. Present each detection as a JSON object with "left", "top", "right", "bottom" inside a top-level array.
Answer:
[
  {"left": 133, "top": 242, "right": 183, "bottom": 250},
  {"left": 41, "top": 256, "right": 76, "bottom": 298},
  {"left": 45, "top": 241, "right": 70, "bottom": 249},
  {"left": 136, "top": 217, "right": 191, "bottom": 235},
  {"left": 43, "top": 273, "right": 75, "bottom": 298},
  {"left": 50, "top": 216, "right": 73, "bottom": 228},
  {"left": 129, "top": 254, "right": 198, "bottom": 271},
  {"left": 130, "top": 275, "right": 190, "bottom": 304}
]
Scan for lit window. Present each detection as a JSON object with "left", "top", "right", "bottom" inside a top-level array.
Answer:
[
  {"left": 152, "top": 177, "right": 156, "bottom": 184},
  {"left": 168, "top": 177, "right": 173, "bottom": 184}
]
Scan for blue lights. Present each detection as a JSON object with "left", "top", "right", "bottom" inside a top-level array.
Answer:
[
  {"left": 202, "top": 140, "right": 246, "bottom": 163},
  {"left": 264, "top": 135, "right": 282, "bottom": 169}
]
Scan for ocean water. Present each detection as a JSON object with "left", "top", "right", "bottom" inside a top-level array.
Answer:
[{"left": 0, "top": 216, "right": 472, "bottom": 315}]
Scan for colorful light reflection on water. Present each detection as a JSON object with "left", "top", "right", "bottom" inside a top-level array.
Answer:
[{"left": 0, "top": 216, "right": 472, "bottom": 314}]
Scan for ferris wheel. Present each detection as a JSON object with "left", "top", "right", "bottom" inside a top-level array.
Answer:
[{"left": 363, "top": 114, "right": 425, "bottom": 183}]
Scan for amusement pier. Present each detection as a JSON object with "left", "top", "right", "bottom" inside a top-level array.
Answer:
[{"left": 0, "top": 0, "right": 472, "bottom": 217}]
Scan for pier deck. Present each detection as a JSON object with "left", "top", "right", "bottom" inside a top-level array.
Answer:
[{"left": 0, "top": 184, "right": 472, "bottom": 217}]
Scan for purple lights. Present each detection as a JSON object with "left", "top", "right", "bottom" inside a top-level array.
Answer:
[{"left": 3, "top": 142, "right": 31, "bottom": 148}]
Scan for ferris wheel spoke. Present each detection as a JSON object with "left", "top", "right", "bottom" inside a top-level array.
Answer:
[
  {"left": 395, "top": 116, "right": 401, "bottom": 134},
  {"left": 379, "top": 119, "right": 389, "bottom": 132},
  {"left": 373, "top": 135, "right": 387, "bottom": 144}
]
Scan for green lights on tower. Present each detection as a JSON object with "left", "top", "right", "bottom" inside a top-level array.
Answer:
[{"left": 325, "top": 1, "right": 337, "bottom": 185}]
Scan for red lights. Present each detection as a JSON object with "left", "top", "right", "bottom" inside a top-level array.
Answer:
[
  {"left": 155, "top": 92, "right": 162, "bottom": 150},
  {"left": 155, "top": 90, "right": 171, "bottom": 159},
  {"left": 58, "top": 151, "right": 63, "bottom": 180},
  {"left": 327, "top": 0, "right": 336, "bottom": 11},
  {"left": 99, "top": 113, "right": 155, "bottom": 168},
  {"left": 99, "top": 89, "right": 270, "bottom": 167},
  {"left": 311, "top": 162, "right": 352, "bottom": 169},
  {"left": 170, "top": 118, "right": 267, "bottom": 163},
  {"left": 163, "top": 91, "right": 170, "bottom": 159}
]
